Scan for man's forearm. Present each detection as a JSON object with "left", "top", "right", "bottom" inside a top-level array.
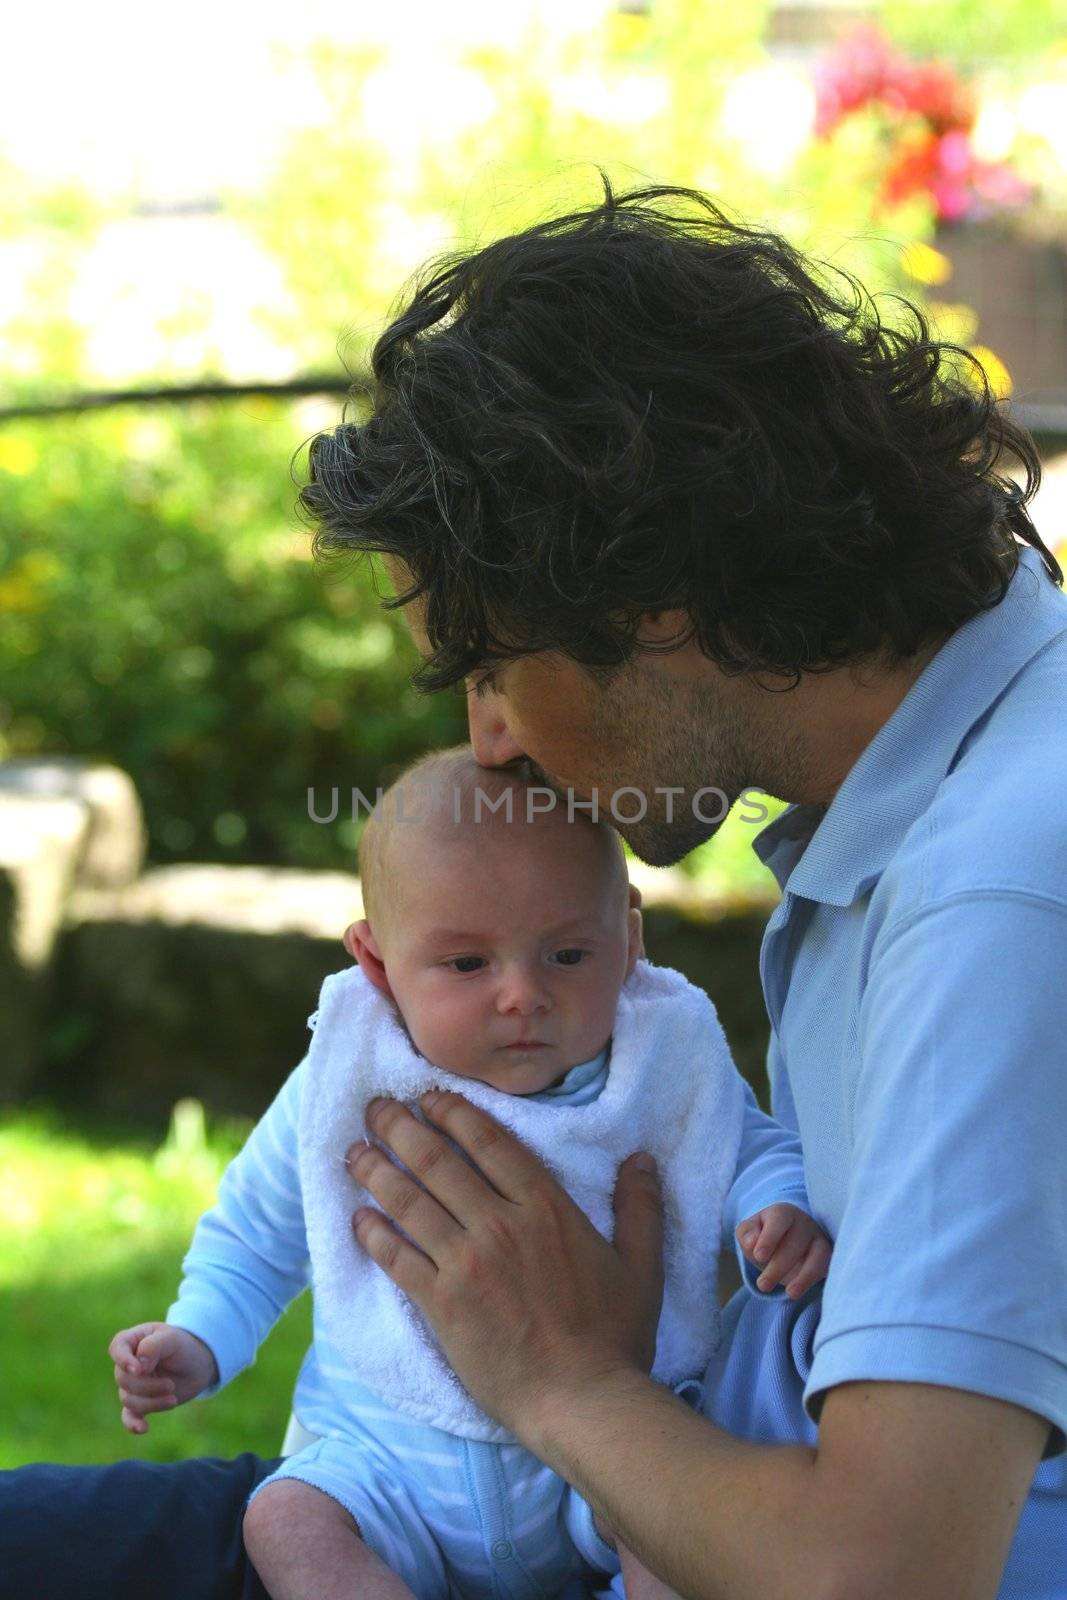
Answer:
[{"left": 533, "top": 1368, "right": 823, "bottom": 1600}]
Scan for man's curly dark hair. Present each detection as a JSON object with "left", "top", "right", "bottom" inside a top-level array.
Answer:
[{"left": 298, "top": 172, "right": 1060, "bottom": 692}]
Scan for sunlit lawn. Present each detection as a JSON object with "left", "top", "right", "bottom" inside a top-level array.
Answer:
[{"left": 1, "top": 1101, "right": 312, "bottom": 1469}]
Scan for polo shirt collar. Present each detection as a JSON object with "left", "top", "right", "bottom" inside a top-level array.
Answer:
[{"left": 752, "top": 547, "right": 1067, "bottom": 906}]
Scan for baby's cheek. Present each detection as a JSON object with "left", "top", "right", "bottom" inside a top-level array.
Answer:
[
  {"left": 409, "top": 993, "right": 484, "bottom": 1075},
  {"left": 576, "top": 975, "right": 623, "bottom": 1042}
]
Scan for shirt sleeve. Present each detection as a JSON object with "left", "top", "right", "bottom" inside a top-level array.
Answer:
[
  {"left": 723, "top": 1081, "right": 813, "bottom": 1294},
  {"left": 166, "top": 1059, "right": 311, "bottom": 1391},
  {"left": 805, "top": 892, "right": 1067, "bottom": 1455}
]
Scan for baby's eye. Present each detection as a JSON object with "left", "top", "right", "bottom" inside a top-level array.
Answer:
[
  {"left": 448, "top": 956, "right": 486, "bottom": 974},
  {"left": 551, "top": 948, "right": 587, "bottom": 966}
]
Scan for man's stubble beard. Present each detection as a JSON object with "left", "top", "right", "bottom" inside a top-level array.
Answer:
[
  {"left": 519, "top": 659, "right": 813, "bottom": 868},
  {"left": 598, "top": 668, "right": 815, "bottom": 867},
  {"left": 549, "top": 666, "right": 741, "bottom": 867}
]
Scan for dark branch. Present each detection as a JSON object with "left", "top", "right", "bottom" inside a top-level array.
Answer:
[{"left": 0, "top": 374, "right": 369, "bottom": 422}]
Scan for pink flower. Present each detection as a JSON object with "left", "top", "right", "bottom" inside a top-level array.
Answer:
[
  {"left": 814, "top": 23, "right": 1027, "bottom": 223},
  {"left": 938, "top": 130, "right": 973, "bottom": 178}
]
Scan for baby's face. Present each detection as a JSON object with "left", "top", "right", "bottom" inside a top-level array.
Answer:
[{"left": 374, "top": 814, "right": 638, "bottom": 1094}]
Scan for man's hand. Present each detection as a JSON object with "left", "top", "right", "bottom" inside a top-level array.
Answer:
[
  {"left": 347, "top": 1091, "right": 664, "bottom": 1447},
  {"left": 108, "top": 1322, "right": 218, "bottom": 1435},
  {"left": 735, "top": 1203, "right": 830, "bottom": 1298}
]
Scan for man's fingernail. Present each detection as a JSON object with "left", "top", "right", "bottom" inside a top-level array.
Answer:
[{"left": 633, "top": 1153, "right": 657, "bottom": 1175}]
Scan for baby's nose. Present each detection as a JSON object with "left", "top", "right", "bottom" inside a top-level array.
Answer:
[{"left": 495, "top": 965, "right": 550, "bottom": 1015}]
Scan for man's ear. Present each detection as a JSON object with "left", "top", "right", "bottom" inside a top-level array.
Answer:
[
  {"left": 625, "top": 883, "right": 644, "bottom": 976},
  {"left": 343, "top": 919, "right": 394, "bottom": 1000}
]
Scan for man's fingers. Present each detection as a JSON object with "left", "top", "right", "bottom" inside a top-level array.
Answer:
[
  {"left": 412, "top": 1092, "right": 552, "bottom": 1205},
  {"left": 352, "top": 1207, "right": 438, "bottom": 1305},
  {"left": 121, "top": 1405, "right": 149, "bottom": 1435},
  {"left": 347, "top": 1132, "right": 466, "bottom": 1263}
]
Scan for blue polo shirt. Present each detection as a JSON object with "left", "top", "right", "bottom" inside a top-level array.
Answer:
[{"left": 747, "top": 544, "right": 1067, "bottom": 1593}]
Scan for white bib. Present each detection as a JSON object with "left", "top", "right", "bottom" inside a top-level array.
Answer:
[{"left": 300, "top": 958, "right": 745, "bottom": 1442}]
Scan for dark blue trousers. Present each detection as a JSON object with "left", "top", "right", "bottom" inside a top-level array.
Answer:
[{"left": 0, "top": 1453, "right": 282, "bottom": 1600}]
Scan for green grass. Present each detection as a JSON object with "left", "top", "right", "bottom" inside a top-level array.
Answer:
[{"left": 0, "top": 1101, "right": 312, "bottom": 1469}]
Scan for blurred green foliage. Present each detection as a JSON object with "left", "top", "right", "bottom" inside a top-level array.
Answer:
[
  {"left": 0, "top": 3, "right": 989, "bottom": 875},
  {"left": 0, "top": 404, "right": 464, "bottom": 865},
  {"left": 882, "top": 0, "right": 1067, "bottom": 68}
]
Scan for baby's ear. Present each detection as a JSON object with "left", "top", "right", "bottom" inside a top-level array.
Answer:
[{"left": 343, "top": 920, "right": 394, "bottom": 999}]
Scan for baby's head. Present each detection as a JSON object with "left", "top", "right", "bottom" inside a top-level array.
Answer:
[{"left": 344, "top": 747, "right": 642, "bottom": 1094}]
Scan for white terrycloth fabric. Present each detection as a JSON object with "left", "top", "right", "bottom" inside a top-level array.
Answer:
[{"left": 300, "top": 958, "right": 746, "bottom": 1443}]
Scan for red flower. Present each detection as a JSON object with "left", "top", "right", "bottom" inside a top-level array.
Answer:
[
  {"left": 888, "top": 61, "right": 975, "bottom": 133},
  {"left": 816, "top": 24, "right": 1028, "bottom": 223}
]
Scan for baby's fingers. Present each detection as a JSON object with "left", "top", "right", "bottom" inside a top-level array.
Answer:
[
  {"left": 120, "top": 1404, "right": 151, "bottom": 1435},
  {"left": 740, "top": 1206, "right": 793, "bottom": 1266},
  {"left": 117, "top": 1386, "right": 178, "bottom": 1422},
  {"left": 783, "top": 1237, "right": 832, "bottom": 1299},
  {"left": 114, "top": 1366, "right": 176, "bottom": 1401},
  {"left": 754, "top": 1224, "right": 810, "bottom": 1291},
  {"left": 109, "top": 1322, "right": 164, "bottom": 1376},
  {"left": 108, "top": 1327, "right": 144, "bottom": 1375}
]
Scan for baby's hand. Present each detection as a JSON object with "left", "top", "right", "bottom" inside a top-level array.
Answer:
[
  {"left": 735, "top": 1203, "right": 831, "bottom": 1300},
  {"left": 108, "top": 1321, "right": 219, "bottom": 1435}
]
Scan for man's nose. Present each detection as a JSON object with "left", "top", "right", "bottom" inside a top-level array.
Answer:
[{"left": 467, "top": 682, "right": 526, "bottom": 768}]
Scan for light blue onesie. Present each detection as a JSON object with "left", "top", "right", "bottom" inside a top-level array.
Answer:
[{"left": 168, "top": 1025, "right": 811, "bottom": 1600}]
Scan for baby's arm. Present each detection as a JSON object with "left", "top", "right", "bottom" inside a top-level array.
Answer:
[
  {"left": 724, "top": 1082, "right": 832, "bottom": 1298},
  {"left": 107, "top": 1059, "right": 313, "bottom": 1430},
  {"left": 163, "top": 1059, "right": 313, "bottom": 1385}
]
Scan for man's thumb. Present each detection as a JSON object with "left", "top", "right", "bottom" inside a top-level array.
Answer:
[{"left": 613, "top": 1152, "right": 664, "bottom": 1280}]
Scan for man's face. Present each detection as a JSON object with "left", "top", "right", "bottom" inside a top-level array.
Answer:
[
  {"left": 383, "top": 560, "right": 793, "bottom": 866},
  {"left": 466, "top": 637, "right": 781, "bottom": 867}
]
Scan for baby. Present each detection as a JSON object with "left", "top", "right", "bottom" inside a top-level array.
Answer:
[{"left": 109, "top": 747, "right": 830, "bottom": 1600}]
